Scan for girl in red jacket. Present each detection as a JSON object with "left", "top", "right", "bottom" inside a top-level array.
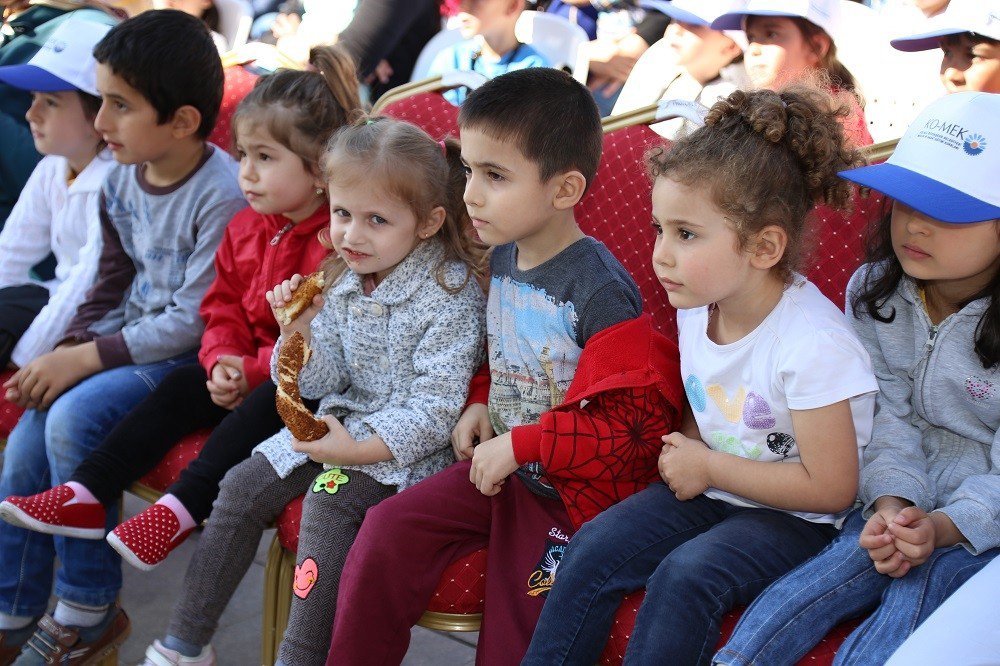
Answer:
[{"left": 1, "top": 46, "right": 363, "bottom": 569}]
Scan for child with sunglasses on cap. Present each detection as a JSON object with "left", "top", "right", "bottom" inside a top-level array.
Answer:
[
  {"left": 891, "top": 0, "right": 1000, "bottom": 95},
  {"left": 716, "top": 90, "right": 1000, "bottom": 666},
  {"left": 0, "top": 18, "right": 111, "bottom": 376},
  {"left": 612, "top": 0, "right": 748, "bottom": 140}
]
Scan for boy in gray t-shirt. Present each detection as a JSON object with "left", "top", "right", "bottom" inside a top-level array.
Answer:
[
  {"left": 329, "top": 69, "right": 684, "bottom": 665},
  {"left": 0, "top": 11, "right": 244, "bottom": 662}
]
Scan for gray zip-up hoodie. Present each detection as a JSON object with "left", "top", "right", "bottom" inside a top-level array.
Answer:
[{"left": 847, "top": 262, "right": 1000, "bottom": 554}]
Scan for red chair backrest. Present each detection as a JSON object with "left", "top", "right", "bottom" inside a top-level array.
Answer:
[
  {"left": 377, "top": 91, "right": 461, "bottom": 141},
  {"left": 577, "top": 125, "right": 675, "bottom": 336},
  {"left": 208, "top": 65, "right": 261, "bottom": 152}
]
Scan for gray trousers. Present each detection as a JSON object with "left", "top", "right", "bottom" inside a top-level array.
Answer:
[{"left": 166, "top": 453, "right": 394, "bottom": 666}]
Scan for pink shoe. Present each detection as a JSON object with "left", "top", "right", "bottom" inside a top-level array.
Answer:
[
  {"left": 0, "top": 485, "right": 105, "bottom": 539},
  {"left": 106, "top": 504, "right": 194, "bottom": 571}
]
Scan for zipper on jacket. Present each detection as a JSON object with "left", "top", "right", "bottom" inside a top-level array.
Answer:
[
  {"left": 925, "top": 325, "right": 939, "bottom": 355},
  {"left": 269, "top": 222, "right": 294, "bottom": 246}
]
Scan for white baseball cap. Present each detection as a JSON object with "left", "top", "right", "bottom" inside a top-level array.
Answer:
[
  {"left": 711, "top": 0, "right": 842, "bottom": 40},
  {"left": 637, "top": 0, "right": 748, "bottom": 49},
  {"left": 0, "top": 17, "right": 112, "bottom": 96},
  {"left": 891, "top": 0, "right": 1000, "bottom": 52},
  {"left": 839, "top": 92, "right": 1000, "bottom": 224}
]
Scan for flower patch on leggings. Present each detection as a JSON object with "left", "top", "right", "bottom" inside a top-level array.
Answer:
[{"left": 313, "top": 468, "right": 350, "bottom": 494}]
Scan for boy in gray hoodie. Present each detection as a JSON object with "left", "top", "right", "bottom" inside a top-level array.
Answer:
[{"left": 0, "top": 10, "right": 244, "bottom": 664}]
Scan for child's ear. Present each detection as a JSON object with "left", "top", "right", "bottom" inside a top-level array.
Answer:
[
  {"left": 551, "top": 170, "right": 587, "bottom": 211},
  {"left": 505, "top": 0, "right": 521, "bottom": 16},
  {"left": 750, "top": 225, "right": 787, "bottom": 270},
  {"left": 170, "top": 105, "right": 204, "bottom": 140},
  {"left": 807, "top": 32, "right": 832, "bottom": 63},
  {"left": 419, "top": 205, "right": 448, "bottom": 239}
]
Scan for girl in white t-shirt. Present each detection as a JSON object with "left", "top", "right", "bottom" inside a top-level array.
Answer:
[{"left": 523, "top": 86, "right": 877, "bottom": 665}]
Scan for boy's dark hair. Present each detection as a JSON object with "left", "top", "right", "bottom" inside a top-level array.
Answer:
[
  {"left": 458, "top": 68, "right": 602, "bottom": 188},
  {"left": 93, "top": 9, "right": 223, "bottom": 139}
]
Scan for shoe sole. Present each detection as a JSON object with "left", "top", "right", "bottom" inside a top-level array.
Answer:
[
  {"left": 0, "top": 502, "right": 105, "bottom": 539},
  {"left": 106, "top": 531, "right": 159, "bottom": 572}
]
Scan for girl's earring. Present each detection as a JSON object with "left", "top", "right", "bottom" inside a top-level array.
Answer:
[{"left": 315, "top": 187, "right": 325, "bottom": 196}]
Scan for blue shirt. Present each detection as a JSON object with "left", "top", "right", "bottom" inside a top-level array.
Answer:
[{"left": 429, "top": 38, "right": 549, "bottom": 105}]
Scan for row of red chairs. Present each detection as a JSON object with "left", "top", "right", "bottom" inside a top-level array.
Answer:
[{"left": 0, "top": 65, "right": 891, "bottom": 665}]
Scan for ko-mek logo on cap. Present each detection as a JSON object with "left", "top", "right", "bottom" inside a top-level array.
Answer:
[{"left": 918, "top": 118, "right": 988, "bottom": 157}]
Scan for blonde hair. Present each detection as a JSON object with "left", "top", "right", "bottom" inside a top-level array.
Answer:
[{"left": 318, "top": 116, "right": 486, "bottom": 292}]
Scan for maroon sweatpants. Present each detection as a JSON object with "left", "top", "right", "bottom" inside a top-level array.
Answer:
[{"left": 327, "top": 461, "right": 575, "bottom": 666}]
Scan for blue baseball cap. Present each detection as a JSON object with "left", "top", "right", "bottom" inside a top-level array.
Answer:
[{"left": 839, "top": 92, "right": 1000, "bottom": 224}]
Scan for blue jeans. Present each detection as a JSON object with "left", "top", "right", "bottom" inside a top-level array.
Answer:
[
  {"left": 0, "top": 354, "right": 195, "bottom": 616},
  {"left": 523, "top": 483, "right": 836, "bottom": 666},
  {"left": 714, "top": 508, "right": 1000, "bottom": 666}
]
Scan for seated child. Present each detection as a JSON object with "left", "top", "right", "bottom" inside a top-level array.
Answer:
[
  {"left": 716, "top": 90, "right": 1000, "bottom": 666},
  {"left": 328, "top": 67, "right": 685, "bottom": 665},
  {"left": 156, "top": 0, "right": 228, "bottom": 51},
  {"left": 429, "top": 0, "right": 548, "bottom": 105},
  {"left": 140, "top": 116, "right": 487, "bottom": 666},
  {"left": 524, "top": 85, "right": 877, "bottom": 666},
  {"left": 890, "top": 0, "right": 1000, "bottom": 94},
  {"left": 712, "top": 0, "right": 874, "bottom": 147},
  {"left": 0, "top": 18, "right": 112, "bottom": 370},
  {"left": 612, "top": 0, "right": 747, "bottom": 139},
  {"left": 0, "top": 10, "right": 245, "bottom": 664},
  {"left": 1, "top": 47, "right": 362, "bottom": 574}
]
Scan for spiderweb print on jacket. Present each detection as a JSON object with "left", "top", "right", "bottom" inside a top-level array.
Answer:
[{"left": 538, "top": 386, "right": 677, "bottom": 529}]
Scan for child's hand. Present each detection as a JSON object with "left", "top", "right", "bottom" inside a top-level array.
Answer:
[
  {"left": 4, "top": 344, "right": 100, "bottom": 409},
  {"left": 451, "top": 403, "right": 493, "bottom": 461},
  {"left": 886, "top": 506, "right": 937, "bottom": 569},
  {"left": 658, "top": 432, "right": 712, "bottom": 500},
  {"left": 266, "top": 274, "right": 323, "bottom": 341},
  {"left": 217, "top": 355, "right": 249, "bottom": 396},
  {"left": 292, "top": 415, "right": 356, "bottom": 465},
  {"left": 858, "top": 509, "right": 901, "bottom": 571},
  {"left": 469, "top": 431, "right": 517, "bottom": 496},
  {"left": 206, "top": 358, "right": 246, "bottom": 410}
]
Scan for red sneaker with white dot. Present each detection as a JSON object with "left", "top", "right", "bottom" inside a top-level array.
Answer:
[
  {"left": 106, "top": 504, "right": 194, "bottom": 572},
  {"left": 0, "top": 485, "right": 105, "bottom": 539}
]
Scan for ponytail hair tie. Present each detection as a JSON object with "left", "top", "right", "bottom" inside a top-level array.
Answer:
[{"left": 438, "top": 139, "right": 448, "bottom": 157}]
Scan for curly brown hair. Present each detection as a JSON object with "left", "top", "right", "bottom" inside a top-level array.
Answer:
[{"left": 646, "top": 85, "right": 866, "bottom": 281}]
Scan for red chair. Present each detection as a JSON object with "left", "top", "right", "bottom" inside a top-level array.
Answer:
[{"left": 207, "top": 64, "right": 261, "bottom": 153}]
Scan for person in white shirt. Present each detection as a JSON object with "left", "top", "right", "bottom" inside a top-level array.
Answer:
[
  {"left": 0, "top": 17, "right": 113, "bottom": 369},
  {"left": 613, "top": 0, "right": 747, "bottom": 139}
]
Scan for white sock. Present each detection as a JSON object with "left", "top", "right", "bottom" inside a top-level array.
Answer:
[
  {"left": 65, "top": 482, "right": 99, "bottom": 505},
  {"left": 0, "top": 612, "right": 33, "bottom": 631},
  {"left": 154, "top": 494, "right": 196, "bottom": 533},
  {"left": 52, "top": 600, "right": 107, "bottom": 628}
]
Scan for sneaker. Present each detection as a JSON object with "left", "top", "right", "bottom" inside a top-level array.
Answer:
[
  {"left": 106, "top": 504, "right": 194, "bottom": 572},
  {"left": 0, "top": 623, "right": 37, "bottom": 666},
  {"left": 0, "top": 486, "right": 105, "bottom": 539},
  {"left": 14, "top": 604, "right": 129, "bottom": 665},
  {"left": 141, "top": 639, "right": 215, "bottom": 666}
]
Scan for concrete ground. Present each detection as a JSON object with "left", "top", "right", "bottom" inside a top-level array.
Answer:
[{"left": 113, "top": 494, "right": 480, "bottom": 665}]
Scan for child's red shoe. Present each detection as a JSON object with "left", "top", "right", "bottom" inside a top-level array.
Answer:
[
  {"left": 106, "top": 504, "right": 194, "bottom": 571},
  {"left": 0, "top": 485, "right": 105, "bottom": 539}
]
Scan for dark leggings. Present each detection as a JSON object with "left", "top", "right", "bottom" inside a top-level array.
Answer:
[
  {"left": 0, "top": 284, "right": 49, "bottom": 367},
  {"left": 71, "top": 363, "right": 313, "bottom": 523}
]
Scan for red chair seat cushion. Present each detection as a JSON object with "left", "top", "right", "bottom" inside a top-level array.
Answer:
[
  {"left": 599, "top": 589, "right": 863, "bottom": 665},
  {"left": 0, "top": 370, "right": 23, "bottom": 441},
  {"left": 136, "top": 429, "right": 213, "bottom": 493}
]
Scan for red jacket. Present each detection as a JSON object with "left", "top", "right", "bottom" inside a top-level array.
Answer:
[
  {"left": 198, "top": 206, "right": 330, "bottom": 389},
  {"left": 470, "top": 315, "right": 684, "bottom": 530}
]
